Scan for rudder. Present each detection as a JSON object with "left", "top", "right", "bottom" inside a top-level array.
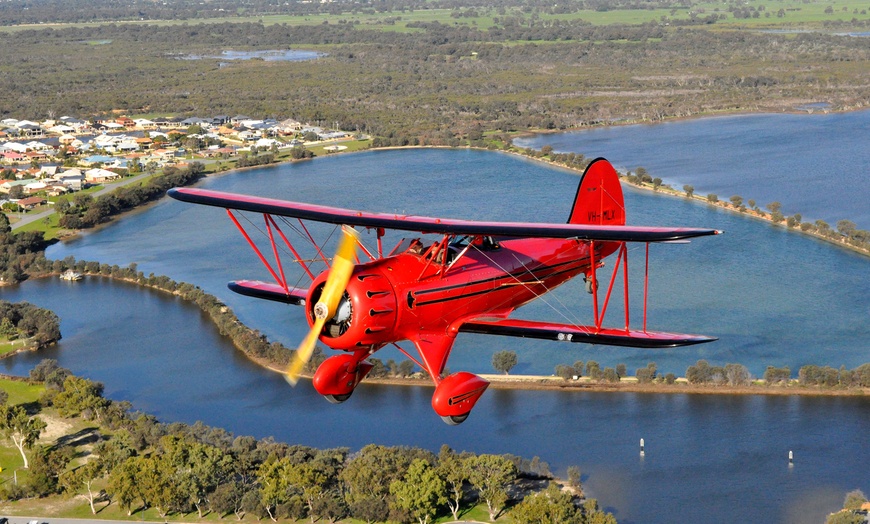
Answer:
[{"left": 567, "top": 158, "right": 626, "bottom": 226}]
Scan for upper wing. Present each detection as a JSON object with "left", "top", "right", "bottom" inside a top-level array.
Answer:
[{"left": 168, "top": 187, "right": 720, "bottom": 242}]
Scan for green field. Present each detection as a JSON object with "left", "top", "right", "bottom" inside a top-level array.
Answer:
[{"left": 3, "top": 0, "right": 870, "bottom": 35}]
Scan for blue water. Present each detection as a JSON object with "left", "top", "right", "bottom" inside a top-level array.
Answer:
[
  {"left": 182, "top": 49, "right": 323, "bottom": 61},
  {"left": 43, "top": 148, "right": 870, "bottom": 378},
  {"left": 1, "top": 279, "right": 867, "bottom": 524},
  {"left": 514, "top": 110, "right": 870, "bottom": 230},
  {"left": 0, "top": 139, "right": 867, "bottom": 522}
]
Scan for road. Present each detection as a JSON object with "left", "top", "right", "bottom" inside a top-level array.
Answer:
[{"left": 10, "top": 172, "right": 155, "bottom": 231}]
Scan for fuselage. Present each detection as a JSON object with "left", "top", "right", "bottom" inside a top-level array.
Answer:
[{"left": 310, "top": 237, "right": 617, "bottom": 351}]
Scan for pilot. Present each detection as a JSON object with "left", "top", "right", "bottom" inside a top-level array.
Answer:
[{"left": 408, "top": 239, "right": 424, "bottom": 255}]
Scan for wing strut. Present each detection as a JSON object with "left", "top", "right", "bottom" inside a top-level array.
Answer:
[
  {"left": 588, "top": 241, "right": 653, "bottom": 336},
  {"left": 225, "top": 209, "right": 321, "bottom": 291}
]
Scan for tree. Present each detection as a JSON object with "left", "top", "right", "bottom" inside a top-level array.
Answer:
[
  {"left": 555, "top": 364, "right": 574, "bottom": 381},
  {"left": 342, "top": 444, "right": 434, "bottom": 521},
  {"left": 510, "top": 482, "right": 581, "bottom": 524},
  {"left": 137, "top": 454, "right": 181, "bottom": 518},
  {"left": 287, "top": 461, "right": 328, "bottom": 519},
  {"left": 437, "top": 445, "right": 469, "bottom": 520},
  {"left": 763, "top": 366, "right": 791, "bottom": 385},
  {"left": 635, "top": 367, "right": 653, "bottom": 383},
  {"left": 635, "top": 167, "right": 650, "bottom": 183},
  {"left": 53, "top": 375, "right": 110, "bottom": 421},
  {"left": 585, "top": 360, "right": 601, "bottom": 380},
  {"left": 258, "top": 457, "right": 292, "bottom": 521},
  {"left": 843, "top": 489, "right": 867, "bottom": 510},
  {"left": 107, "top": 456, "right": 143, "bottom": 515},
  {"left": 162, "top": 435, "right": 233, "bottom": 518},
  {"left": 837, "top": 219, "right": 857, "bottom": 238},
  {"left": 766, "top": 201, "right": 782, "bottom": 214},
  {"left": 616, "top": 363, "right": 627, "bottom": 377},
  {"left": 683, "top": 185, "right": 694, "bottom": 198},
  {"left": 467, "top": 454, "right": 517, "bottom": 520},
  {"left": 389, "top": 458, "right": 446, "bottom": 524},
  {"left": 724, "top": 363, "right": 750, "bottom": 387},
  {"left": 60, "top": 460, "right": 105, "bottom": 514},
  {"left": 211, "top": 480, "right": 248, "bottom": 519},
  {"left": 706, "top": 193, "right": 719, "bottom": 203},
  {"left": 491, "top": 350, "right": 518, "bottom": 374},
  {"left": 567, "top": 466, "right": 581, "bottom": 489},
  {"left": 826, "top": 511, "right": 866, "bottom": 524},
  {"left": 0, "top": 404, "right": 46, "bottom": 469},
  {"left": 8, "top": 185, "right": 24, "bottom": 199},
  {"left": 686, "top": 360, "right": 713, "bottom": 384},
  {"left": 730, "top": 195, "right": 743, "bottom": 208}
]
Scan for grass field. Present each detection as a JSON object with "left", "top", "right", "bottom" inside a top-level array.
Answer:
[
  {"left": 3, "top": 1, "right": 869, "bottom": 35},
  {"left": 0, "top": 377, "right": 42, "bottom": 406}
]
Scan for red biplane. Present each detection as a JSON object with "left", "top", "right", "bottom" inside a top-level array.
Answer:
[{"left": 169, "top": 158, "right": 719, "bottom": 424}]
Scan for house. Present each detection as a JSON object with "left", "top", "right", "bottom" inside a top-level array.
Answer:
[
  {"left": 81, "top": 154, "right": 116, "bottom": 166},
  {"left": 115, "top": 116, "right": 135, "bottom": 128},
  {"left": 279, "top": 118, "right": 304, "bottom": 132},
  {"left": 134, "top": 118, "right": 157, "bottom": 129},
  {"left": 37, "top": 166, "right": 59, "bottom": 178},
  {"left": 181, "top": 117, "right": 209, "bottom": 127},
  {"left": 85, "top": 168, "right": 121, "bottom": 184},
  {"left": 237, "top": 130, "right": 261, "bottom": 142},
  {"left": 24, "top": 181, "right": 48, "bottom": 194},
  {"left": 44, "top": 184, "right": 70, "bottom": 197},
  {"left": 55, "top": 169, "right": 84, "bottom": 190},
  {"left": 1, "top": 179, "right": 36, "bottom": 193},
  {"left": 1, "top": 142, "right": 28, "bottom": 153},
  {"left": 16, "top": 196, "right": 46, "bottom": 209},
  {"left": 26, "top": 150, "right": 48, "bottom": 163},
  {"left": 1, "top": 152, "right": 26, "bottom": 165},
  {"left": 49, "top": 124, "right": 77, "bottom": 135},
  {"left": 18, "top": 124, "right": 45, "bottom": 138}
]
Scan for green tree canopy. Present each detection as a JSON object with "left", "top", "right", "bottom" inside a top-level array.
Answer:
[
  {"left": 492, "top": 350, "right": 518, "bottom": 374},
  {"left": 389, "top": 458, "right": 447, "bottom": 524}
]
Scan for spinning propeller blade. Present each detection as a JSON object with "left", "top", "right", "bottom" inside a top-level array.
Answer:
[{"left": 285, "top": 227, "right": 359, "bottom": 385}]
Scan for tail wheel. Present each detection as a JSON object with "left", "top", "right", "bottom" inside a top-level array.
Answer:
[{"left": 441, "top": 413, "right": 469, "bottom": 426}]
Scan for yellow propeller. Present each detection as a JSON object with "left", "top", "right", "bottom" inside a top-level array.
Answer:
[{"left": 285, "top": 226, "right": 359, "bottom": 385}]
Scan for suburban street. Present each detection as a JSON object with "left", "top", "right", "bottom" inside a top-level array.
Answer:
[{"left": 10, "top": 172, "right": 156, "bottom": 231}]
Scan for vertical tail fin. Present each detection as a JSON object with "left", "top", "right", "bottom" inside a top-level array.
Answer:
[{"left": 567, "top": 158, "right": 626, "bottom": 226}]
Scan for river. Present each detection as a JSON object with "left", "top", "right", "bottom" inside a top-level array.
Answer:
[
  {"left": 1, "top": 117, "right": 868, "bottom": 523},
  {"left": 514, "top": 110, "right": 870, "bottom": 230}
]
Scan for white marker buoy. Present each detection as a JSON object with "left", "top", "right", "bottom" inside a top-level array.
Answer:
[
  {"left": 640, "top": 438, "right": 645, "bottom": 456},
  {"left": 789, "top": 450, "right": 794, "bottom": 466}
]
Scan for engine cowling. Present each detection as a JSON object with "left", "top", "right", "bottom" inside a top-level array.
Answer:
[{"left": 306, "top": 266, "right": 398, "bottom": 351}]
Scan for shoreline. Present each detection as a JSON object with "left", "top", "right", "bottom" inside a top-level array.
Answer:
[{"left": 251, "top": 356, "right": 869, "bottom": 398}]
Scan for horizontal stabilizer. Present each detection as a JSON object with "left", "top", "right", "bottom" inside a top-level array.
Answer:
[
  {"left": 228, "top": 280, "right": 307, "bottom": 305},
  {"left": 459, "top": 318, "right": 716, "bottom": 348}
]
